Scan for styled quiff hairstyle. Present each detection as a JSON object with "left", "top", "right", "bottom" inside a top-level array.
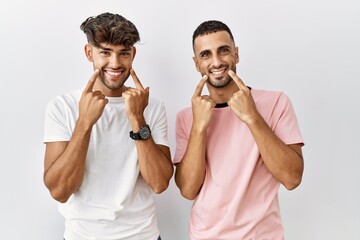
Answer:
[
  {"left": 80, "top": 12, "right": 140, "bottom": 48},
  {"left": 192, "top": 20, "right": 234, "bottom": 50}
]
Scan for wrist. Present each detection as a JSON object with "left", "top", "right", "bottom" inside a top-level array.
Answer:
[
  {"left": 191, "top": 125, "right": 208, "bottom": 136},
  {"left": 75, "top": 118, "right": 94, "bottom": 133},
  {"left": 129, "top": 116, "right": 146, "bottom": 132},
  {"left": 129, "top": 124, "right": 151, "bottom": 140}
]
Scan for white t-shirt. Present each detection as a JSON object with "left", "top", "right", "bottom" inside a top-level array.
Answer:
[{"left": 44, "top": 89, "right": 168, "bottom": 240}]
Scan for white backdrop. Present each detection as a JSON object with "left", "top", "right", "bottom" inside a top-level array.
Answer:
[{"left": 1, "top": 0, "right": 359, "bottom": 239}]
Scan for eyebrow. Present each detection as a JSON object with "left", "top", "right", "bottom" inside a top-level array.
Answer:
[
  {"left": 98, "top": 46, "right": 132, "bottom": 52},
  {"left": 218, "top": 45, "right": 231, "bottom": 51},
  {"left": 98, "top": 46, "right": 112, "bottom": 51},
  {"left": 198, "top": 44, "right": 231, "bottom": 57},
  {"left": 199, "top": 49, "right": 211, "bottom": 57}
]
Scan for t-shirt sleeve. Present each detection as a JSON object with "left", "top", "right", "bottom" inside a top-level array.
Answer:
[
  {"left": 173, "top": 110, "right": 191, "bottom": 164},
  {"left": 150, "top": 101, "right": 169, "bottom": 147},
  {"left": 273, "top": 93, "right": 304, "bottom": 145},
  {"left": 43, "top": 98, "right": 72, "bottom": 143}
]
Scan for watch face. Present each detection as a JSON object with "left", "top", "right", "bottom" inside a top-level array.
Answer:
[{"left": 139, "top": 126, "right": 151, "bottom": 140}]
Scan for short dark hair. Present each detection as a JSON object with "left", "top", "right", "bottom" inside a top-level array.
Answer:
[
  {"left": 192, "top": 20, "right": 234, "bottom": 49},
  {"left": 80, "top": 12, "right": 140, "bottom": 48}
]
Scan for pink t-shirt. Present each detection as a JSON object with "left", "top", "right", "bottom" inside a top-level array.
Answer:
[{"left": 174, "top": 89, "right": 304, "bottom": 240}]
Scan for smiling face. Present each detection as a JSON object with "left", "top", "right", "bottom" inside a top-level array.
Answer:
[
  {"left": 85, "top": 42, "right": 136, "bottom": 95},
  {"left": 193, "top": 31, "right": 239, "bottom": 88}
]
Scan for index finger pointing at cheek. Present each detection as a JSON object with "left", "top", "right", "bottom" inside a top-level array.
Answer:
[
  {"left": 228, "top": 70, "right": 246, "bottom": 89},
  {"left": 130, "top": 68, "right": 144, "bottom": 90},
  {"left": 193, "top": 75, "right": 208, "bottom": 97},
  {"left": 84, "top": 69, "right": 100, "bottom": 93}
]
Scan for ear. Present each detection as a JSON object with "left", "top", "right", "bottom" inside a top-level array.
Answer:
[
  {"left": 193, "top": 56, "right": 200, "bottom": 72},
  {"left": 84, "top": 44, "right": 93, "bottom": 62},
  {"left": 235, "top": 47, "right": 240, "bottom": 64},
  {"left": 132, "top": 47, "right": 137, "bottom": 60}
]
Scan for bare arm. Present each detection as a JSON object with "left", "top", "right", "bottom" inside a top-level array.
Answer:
[
  {"left": 122, "top": 69, "right": 173, "bottom": 193},
  {"left": 228, "top": 70, "right": 304, "bottom": 190},
  {"left": 43, "top": 70, "right": 108, "bottom": 203},
  {"left": 174, "top": 76, "right": 215, "bottom": 200},
  {"left": 135, "top": 137, "right": 173, "bottom": 194},
  {"left": 43, "top": 122, "right": 91, "bottom": 203},
  {"left": 174, "top": 127, "right": 207, "bottom": 200},
  {"left": 246, "top": 115, "right": 303, "bottom": 189}
]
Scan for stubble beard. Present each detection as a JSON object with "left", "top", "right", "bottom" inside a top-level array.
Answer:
[
  {"left": 207, "top": 66, "right": 237, "bottom": 88},
  {"left": 99, "top": 70, "right": 131, "bottom": 91}
]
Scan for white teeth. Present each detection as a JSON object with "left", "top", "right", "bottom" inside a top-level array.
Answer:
[
  {"left": 106, "top": 71, "right": 121, "bottom": 76},
  {"left": 211, "top": 69, "right": 225, "bottom": 75}
]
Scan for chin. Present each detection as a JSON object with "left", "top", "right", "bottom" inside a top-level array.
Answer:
[{"left": 209, "top": 77, "right": 231, "bottom": 88}]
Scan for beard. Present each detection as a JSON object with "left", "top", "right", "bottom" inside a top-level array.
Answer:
[
  {"left": 207, "top": 65, "right": 237, "bottom": 88},
  {"left": 99, "top": 69, "right": 131, "bottom": 90}
]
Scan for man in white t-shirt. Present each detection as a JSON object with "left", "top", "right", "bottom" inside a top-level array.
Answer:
[
  {"left": 43, "top": 12, "right": 173, "bottom": 240},
  {"left": 174, "top": 20, "right": 304, "bottom": 239}
]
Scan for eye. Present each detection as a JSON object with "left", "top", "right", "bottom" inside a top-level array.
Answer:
[
  {"left": 120, "top": 51, "right": 131, "bottom": 57},
  {"left": 100, "top": 51, "right": 110, "bottom": 56},
  {"left": 220, "top": 48, "right": 230, "bottom": 54},
  {"left": 200, "top": 52, "right": 210, "bottom": 58}
]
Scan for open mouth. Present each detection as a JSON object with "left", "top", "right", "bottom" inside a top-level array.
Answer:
[
  {"left": 104, "top": 70, "right": 124, "bottom": 79},
  {"left": 210, "top": 67, "right": 227, "bottom": 77}
]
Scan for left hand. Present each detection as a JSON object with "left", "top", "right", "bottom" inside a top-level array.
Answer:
[
  {"left": 122, "top": 68, "right": 149, "bottom": 122},
  {"left": 227, "top": 70, "right": 259, "bottom": 124}
]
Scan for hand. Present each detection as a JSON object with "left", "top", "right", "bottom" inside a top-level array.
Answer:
[
  {"left": 78, "top": 69, "right": 109, "bottom": 128},
  {"left": 227, "top": 70, "right": 259, "bottom": 124},
  {"left": 191, "top": 75, "right": 216, "bottom": 131},
  {"left": 122, "top": 68, "right": 149, "bottom": 123}
]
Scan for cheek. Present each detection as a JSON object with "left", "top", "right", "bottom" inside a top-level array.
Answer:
[
  {"left": 92, "top": 59, "right": 107, "bottom": 69},
  {"left": 197, "top": 61, "right": 208, "bottom": 72},
  {"left": 123, "top": 58, "right": 133, "bottom": 67}
]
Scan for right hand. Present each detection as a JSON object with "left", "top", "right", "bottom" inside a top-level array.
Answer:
[
  {"left": 122, "top": 69, "right": 149, "bottom": 123},
  {"left": 191, "top": 75, "right": 216, "bottom": 131},
  {"left": 78, "top": 69, "right": 109, "bottom": 128}
]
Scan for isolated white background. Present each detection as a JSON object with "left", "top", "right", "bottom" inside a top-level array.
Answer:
[{"left": 0, "top": 0, "right": 359, "bottom": 239}]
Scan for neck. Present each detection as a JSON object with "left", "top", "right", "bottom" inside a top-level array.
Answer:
[
  {"left": 93, "top": 80, "right": 129, "bottom": 97},
  {"left": 208, "top": 80, "right": 239, "bottom": 104}
]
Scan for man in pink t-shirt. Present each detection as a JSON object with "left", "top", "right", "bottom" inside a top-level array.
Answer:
[{"left": 173, "top": 20, "right": 304, "bottom": 240}]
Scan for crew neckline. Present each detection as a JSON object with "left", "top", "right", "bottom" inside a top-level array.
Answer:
[{"left": 214, "top": 86, "right": 252, "bottom": 108}]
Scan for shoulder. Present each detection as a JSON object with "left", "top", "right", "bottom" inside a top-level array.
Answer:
[
  {"left": 176, "top": 106, "right": 192, "bottom": 122},
  {"left": 46, "top": 89, "right": 82, "bottom": 112},
  {"left": 251, "top": 88, "right": 284, "bottom": 98},
  {"left": 148, "top": 96, "right": 164, "bottom": 106},
  {"left": 144, "top": 97, "right": 168, "bottom": 120},
  {"left": 147, "top": 97, "right": 166, "bottom": 111},
  {"left": 48, "top": 89, "right": 82, "bottom": 104},
  {"left": 251, "top": 88, "right": 290, "bottom": 105}
]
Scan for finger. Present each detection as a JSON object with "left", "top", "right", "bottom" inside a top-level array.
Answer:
[
  {"left": 130, "top": 68, "right": 144, "bottom": 90},
  {"left": 122, "top": 88, "right": 132, "bottom": 98},
  {"left": 193, "top": 75, "right": 208, "bottom": 98},
  {"left": 202, "top": 95, "right": 216, "bottom": 105},
  {"left": 94, "top": 93, "right": 106, "bottom": 99},
  {"left": 92, "top": 90, "right": 103, "bottom": 96},
  {"left": 228, "top": 70, "right": 246, "bottom": 89},
  {"left": 84, "top": 69, "right": 100, "bottom": 93}
]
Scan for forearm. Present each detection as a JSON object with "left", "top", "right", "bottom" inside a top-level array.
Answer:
[
  {"left": 247, "top": 114, "right": 304, "bottom": 190},
  {"left": 127, "top": 115, "right": 173, "bottom": 193},
  {"left": 175, "top": 127, "right": 207, "bottom": 200},
  {"left": 44, "top": 120, "right": 92, "bottom": 203},
  {"left": 136, "top": 139, "right": 173, "bottom": 194}
]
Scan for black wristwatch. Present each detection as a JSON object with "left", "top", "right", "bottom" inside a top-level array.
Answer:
[{"left": 129, "top": 124, "right": 151, "bottom": 140}]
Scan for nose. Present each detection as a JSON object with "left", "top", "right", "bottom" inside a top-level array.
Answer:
[
  {"left": 211, "top": 54, "right": 222, "bottom": 68},
  {"left": 109, "top": 55, "right": 121, "bottom": 69}
]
